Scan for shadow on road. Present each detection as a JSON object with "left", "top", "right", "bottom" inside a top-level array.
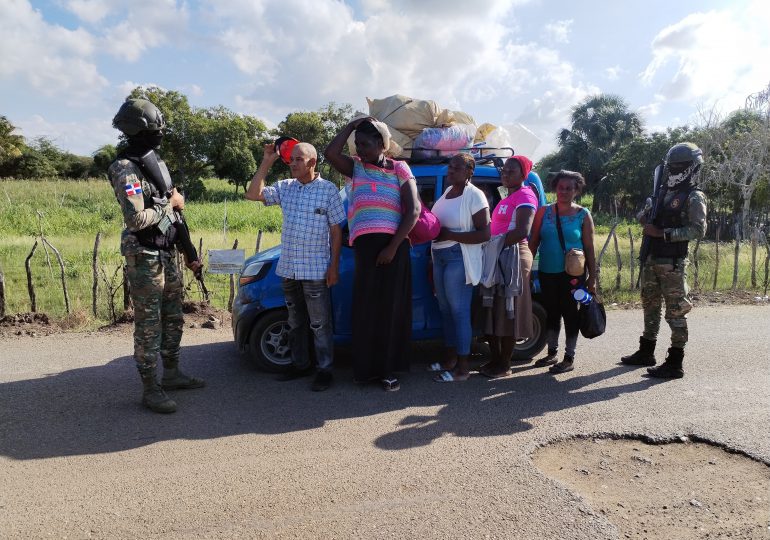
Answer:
[{"left": 0, "top": 342, "right": 663, "bottom": 460}]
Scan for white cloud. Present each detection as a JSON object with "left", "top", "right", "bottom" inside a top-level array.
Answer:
[
  {"left": 206, "top": 1, "right": 525, "bottom": 116},
  {"left": 604, "top": 65, "right": 623, "bottom": 81},
  {"left": 544, "top": 19, "right": 573, "bottom": 44},
  {"left": 0, "top": 0, "right": 107, "bottom": 100},
  {"left": 64, "top": 0, "right": 111, "bottom": 24},
  {"left": 98, "top": 0, "right": 190, "bottom": 62},
  {"left": 641, "top": 2, "right": 770, "bottom": 114}
]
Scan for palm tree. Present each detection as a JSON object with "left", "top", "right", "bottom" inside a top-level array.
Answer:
[
  {"left": 554, "top": 94, "right": 644, "bottom": 194},
  {"left": 0, "top": 116, "right": 25, "bottom": 161}
]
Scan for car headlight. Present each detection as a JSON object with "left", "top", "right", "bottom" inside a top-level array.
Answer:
[{"left": 239, "top": 261, "right": 270, "bottom": 286}]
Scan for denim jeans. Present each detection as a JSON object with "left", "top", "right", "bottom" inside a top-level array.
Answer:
[
  {"left": 281, "top": 278, "right": 334, "bottom": 371},
  {"left": 432, "top": 244, "right": 474, "bottom": 355}
]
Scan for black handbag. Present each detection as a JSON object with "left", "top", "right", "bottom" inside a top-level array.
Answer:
[{"left": 579, "top": 295, "right": 606, "bottom": 339}]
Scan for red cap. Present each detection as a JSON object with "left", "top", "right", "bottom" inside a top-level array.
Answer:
[{"left": 274, "top": 136, "right": 299, "bottom": 165}]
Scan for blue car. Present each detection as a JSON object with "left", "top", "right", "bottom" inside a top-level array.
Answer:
[{"left": 232, "top": 159, "right": 548, "bottom": 372}]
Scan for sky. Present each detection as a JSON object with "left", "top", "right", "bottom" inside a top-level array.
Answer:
[{"left": 1, "top": 0, "right": 769, "bottom": 161}]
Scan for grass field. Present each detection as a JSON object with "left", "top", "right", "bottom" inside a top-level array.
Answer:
[{"left": 1, "top": 178, "right": 767, "bottom": 324}]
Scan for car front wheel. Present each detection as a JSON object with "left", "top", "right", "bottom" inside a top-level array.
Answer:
[{"left": 247, "top": 309, "right": 293, "bottom": 372}]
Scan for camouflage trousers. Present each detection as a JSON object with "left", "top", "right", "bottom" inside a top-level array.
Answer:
[
  {"left": 125, "top": 251, "right": 184, "bottom": 376},
  {"left": 640, "top": 256, "right": 692, "bottom": 348}
]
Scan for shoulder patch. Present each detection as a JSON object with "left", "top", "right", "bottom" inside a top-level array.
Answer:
[{"left": 125, "top": 182, "right": 143, "bottom": 196}]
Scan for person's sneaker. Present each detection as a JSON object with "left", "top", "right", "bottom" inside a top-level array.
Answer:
[
  {"left": 549, "top": 355, "right": 575, "bottom": 374},
  {"left": 535, "top": 349, "right": 559, "bottom": 367},
  {"left": 311, "top": 371, "right": 333, "bottom": 392},
  {"left": 382, "top": 378, "right": 400, "bottom": 392},
  {"left": 275, "top": 366, "right": 314, "bottom": 382}
]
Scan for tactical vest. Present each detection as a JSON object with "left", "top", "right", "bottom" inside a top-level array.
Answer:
[
  {"left": 650, "top": 188, "right": 691, "bottom": 259},
  {"left": 125, "top": 159, "right": 178, "bottom": 251}
]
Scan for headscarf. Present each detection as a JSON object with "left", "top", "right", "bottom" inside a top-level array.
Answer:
[{"left": 507, "top": 155, "right": 533, "bottom": 178}]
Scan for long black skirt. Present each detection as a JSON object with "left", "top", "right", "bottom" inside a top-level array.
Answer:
[{"left": 352, "top": 233, "right": 412, "bottom": 381}]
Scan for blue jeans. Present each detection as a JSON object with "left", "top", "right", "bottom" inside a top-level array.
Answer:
[
  {"left": 432, "top": 244, "right": 474, "bottom": 355},
  {"left": 281, "top": 279, "right": 334, "bottom": 372}
]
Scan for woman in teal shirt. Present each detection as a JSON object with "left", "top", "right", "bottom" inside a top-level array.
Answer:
[{"left": 529, "top": 170, "right": 597, "bottom": 374}]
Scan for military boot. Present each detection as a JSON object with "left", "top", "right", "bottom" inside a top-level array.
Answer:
[
  {"left": 161, "top": 363, "right": 206, "bottom": 390},
  {"left": 621, "top": 337, "right": 657, "bottom": 366},
  {"left": 647, "top": 347, "right": 684, "bottom": 379},
  {"left": 141, "top": 371, "right": 177, "bottom": 413}
]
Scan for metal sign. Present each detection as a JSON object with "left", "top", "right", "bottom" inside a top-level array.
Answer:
[{"left": 207, "top": 249, "right": 245, "bottom": 274}]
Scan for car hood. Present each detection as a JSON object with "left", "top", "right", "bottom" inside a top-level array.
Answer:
[{"left": 244, "top": 244, "right": 281, "bottom": 266}]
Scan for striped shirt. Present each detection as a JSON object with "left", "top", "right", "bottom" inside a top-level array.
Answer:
[
  {"left": 262, "top": 175, "right": 345, "bottom": 280},
  {"left": 347, "top": 158, "right": 414, "bottom": 245}
]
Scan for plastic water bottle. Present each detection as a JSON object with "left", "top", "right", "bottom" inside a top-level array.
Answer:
[{"left": 573, "top": 288, "right": 592, "bottom": 305}]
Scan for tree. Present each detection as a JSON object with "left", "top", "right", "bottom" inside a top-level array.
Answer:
[
  {"left": 542, "top": 94, "right": 644, "bottom": 209},
  {"left": 601, "top": 127, "right": 699, "bottom": 214},
  {"left": 0, "top": 116, "right": 25, "bottom": 163},
  {"left": 201, "top": 107, "right": 266, "bottom": 194},
  {"left": 698, "top": 83, "right": 770, "bottom": 238},
  {"left": 91, "top": 144, "right": 117, "bottom": 178}
]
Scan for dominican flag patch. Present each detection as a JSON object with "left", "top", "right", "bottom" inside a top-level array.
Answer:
[{"left": 125, "top": 182, "right": 142, "bottom": 196}]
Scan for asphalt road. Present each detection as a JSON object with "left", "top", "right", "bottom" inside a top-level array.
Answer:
[{"left": 1, "top": 305, "right": 768, "bottom": 539}]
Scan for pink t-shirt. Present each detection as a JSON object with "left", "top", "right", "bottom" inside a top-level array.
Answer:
[{"left": 490, "top": 185, "right": 538, "bottom": 239}]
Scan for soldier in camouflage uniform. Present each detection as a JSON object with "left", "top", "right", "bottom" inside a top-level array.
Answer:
[
  {"left": 109, "top": 98, "right": 204, "bottom": 413},
  {"left": 621, "top": 142, "right": 707, "bottom": 378}
]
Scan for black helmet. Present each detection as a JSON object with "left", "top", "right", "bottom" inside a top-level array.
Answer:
[
  {"left": 665, "top": 142, "right": 703, "bottom": 188},
  {"left": 112, "top": 98, "right": 165, "bottom": 136},
  {"left": 666, "top": 142, "right": 703, "bottom": 166}
]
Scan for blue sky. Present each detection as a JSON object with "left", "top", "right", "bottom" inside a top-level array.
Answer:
[{"left": 2, "top": 0, "right": 768, "bottom": 160}]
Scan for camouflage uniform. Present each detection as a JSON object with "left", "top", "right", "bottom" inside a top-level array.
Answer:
[
  {"left": 641, "top": 189, "right": 707, "bottom": 348},
  {"left": 108, "top": 158, "right": 184, "bottom": 377}
]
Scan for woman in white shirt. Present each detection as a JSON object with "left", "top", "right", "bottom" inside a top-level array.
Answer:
[{"left": 430, "top": 153, "right": 491, "bottom": 382}]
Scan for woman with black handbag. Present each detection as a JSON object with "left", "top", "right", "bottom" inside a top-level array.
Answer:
[{"left": 528, "top": 170, "right": 598, "bottom": 374}]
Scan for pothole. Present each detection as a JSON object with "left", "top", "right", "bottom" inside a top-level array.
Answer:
[{"left": 532, "top": 436, "right": 770, "bottom": 539}]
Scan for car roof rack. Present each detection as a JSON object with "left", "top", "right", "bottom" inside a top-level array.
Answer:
[{"left": 403, "top": 146, "right": 515, "bottom": 166}]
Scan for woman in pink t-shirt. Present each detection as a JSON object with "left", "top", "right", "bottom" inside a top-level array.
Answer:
[{"left": 477, "top": 155, "right": 539, "bottom": 378}]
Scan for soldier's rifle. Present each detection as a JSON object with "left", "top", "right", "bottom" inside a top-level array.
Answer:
[{"left": 636, "top": 161, "right": 667, "bottom": 288}]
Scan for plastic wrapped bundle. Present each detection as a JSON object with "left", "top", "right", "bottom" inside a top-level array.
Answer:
[{"left": 412, "top": 124, "right": 475, "bottom": 161}]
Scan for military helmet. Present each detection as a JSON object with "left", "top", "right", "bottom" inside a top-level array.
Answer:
[
  {"left": 112, "top": 98, "right": 165, "bottom": 136},
  {"left": 665, "top": 142, "right": 703, "bottom": 188},
  {"left": 666, "top": 142, "right": 703, "bottom": 166}
]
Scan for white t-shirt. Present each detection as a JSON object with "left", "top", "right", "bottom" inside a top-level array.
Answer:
[{"left": 431, "top": 185, "right": 488, "bottom": 250}]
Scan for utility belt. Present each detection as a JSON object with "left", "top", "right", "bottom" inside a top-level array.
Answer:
[{"left": 644, "top": 255, "right": 687, "bottom": 268}]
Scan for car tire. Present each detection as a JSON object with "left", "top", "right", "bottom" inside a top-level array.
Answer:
[
  {"left": 247, "top": 309, "right": 293, "bottom": 373},
  {"left": 511, "top": 300, "right": 547, "bottom": 360}
]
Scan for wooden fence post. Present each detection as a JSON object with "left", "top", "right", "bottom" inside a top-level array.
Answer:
[
  {"left": 762, "top": 234, "right": 770, "bottom": 297},
  {"left": 628, "top": 228, "right": 635, "bottom": 289},
  {"left": 255, "top": 230, "right": 263, "bottom": 254},
  {"left": 41, "top": 237, "right": 70, "bottom": 314},
  {"left": 92, "top": 232, "right": 101, "bottom": 317},
  {"left": 713, "top": 227, "right": 720, "bottom": 290},
  {"left": 0, "top": 262, "right": 6, "bottom": 318},
  {"left": 613, "top": 228, "right": 622, "bottom": 290},
  {"left": 750, "top": 228, "right": 759, "bottom": 288},
  {"left": 25, "top": 240, "right": 38, "bottom": 313},
  {"left": 596, "top": 222, "right": 619, "bottom": 291},
  {"left": 732, "top": 223, "right": 740, "bottom": 290},
  {"left": 228, "top": 239, "right": 239, "bottom": 312}
]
